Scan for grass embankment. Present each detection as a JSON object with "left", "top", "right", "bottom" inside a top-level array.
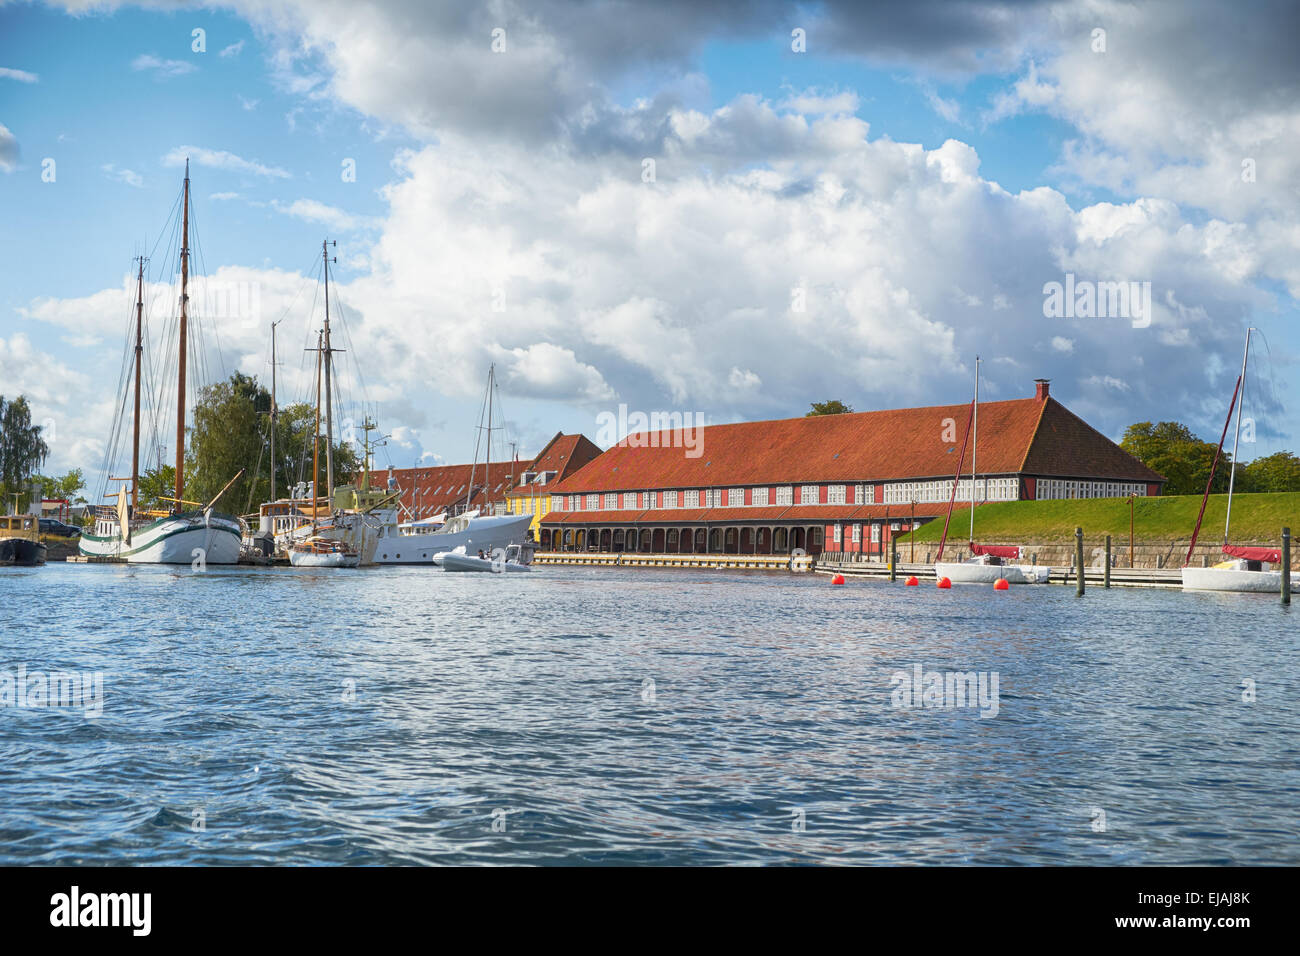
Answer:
[{"left": 905, "top": 492, "right": 1300, "bottom": 545}]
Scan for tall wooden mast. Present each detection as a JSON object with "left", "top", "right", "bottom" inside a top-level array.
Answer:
[
  {"left": 322, "top": 239, "right": 337, "bottom": 503},
  {"left": 270, "top": 320, "right": 280, "bottom": 503},
  {"left": 131, "top": 255, "right": 146, "bottom": 513},
  {"left": 312, "top": 330, "right": 323, "bottom": 525},
  {"left": 174, "top": 159, "right": 191, "bottom": 509}
]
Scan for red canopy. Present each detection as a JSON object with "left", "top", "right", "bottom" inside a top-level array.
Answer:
[
  {"left": 970, "top": 543, "right": 1021, "bottom": 559},
  {"left": 1223, "top": 545, "right": 1281, "bottom": 563}
]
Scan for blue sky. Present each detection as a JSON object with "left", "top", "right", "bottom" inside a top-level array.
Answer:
[{"left": 2, "top": 0, "right": 1297, "bottom": 483}]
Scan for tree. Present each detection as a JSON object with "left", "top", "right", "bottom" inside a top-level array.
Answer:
[
  {"left": 0, "top": 395, "right": 50, "bottom": 510},
  {"left": 136, "top": 465, "right": 176, "bottom": 513},
  {"left": 187, "top": 373, "right": 360, "bottom": 517},
  {"left": 35, "top": 469, "right": 86, "bottom": 504},
  {"left": 1239, "top": 451, "right": 1300, "bottom": 493},
  {"left": 1120, "top": 421, "right": 1233, "bottom": 496},
  {"left": 807, "top": 400, "right": 854, "bottom": 417}
]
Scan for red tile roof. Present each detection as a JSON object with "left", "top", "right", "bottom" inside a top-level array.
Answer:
[
  {"left": 548, "top": 393, "right": 1163, "bottom": 495},
  {"left": 508, "top": 432, "right": 603, "bottom": 495}
]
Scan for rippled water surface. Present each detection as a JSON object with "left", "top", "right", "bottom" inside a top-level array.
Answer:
[{"left": 1, "top": 562, "right": 1296, "bottom": 865}]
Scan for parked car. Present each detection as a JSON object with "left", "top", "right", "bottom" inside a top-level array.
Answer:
[{"left": 39, "top": 518, "right": 81, "bottom": 538}]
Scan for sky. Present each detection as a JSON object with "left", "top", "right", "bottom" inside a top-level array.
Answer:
[{"left": 1, "top": 0, "right": 1297, "bottom": 489}]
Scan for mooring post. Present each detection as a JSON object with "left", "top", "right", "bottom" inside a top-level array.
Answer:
[
  {"left": 1283, "top": 527, "right": 1291, "bottom": 607},
  {"left": 1076, "top": 527, "right": 1085, "bottom": 596},
  {"left": 1104, "top": 534, "right": 1112, "bottom": 589},
  {"left": 889, "top": 549, "right": 897, "bottom": 582}
]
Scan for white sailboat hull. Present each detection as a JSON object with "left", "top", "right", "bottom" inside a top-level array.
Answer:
[
  {"left": 1181, "top": 566, "right": 1281, "bottom": 593},
  {"left": 935, "top": 561, "right": 1050, "bottom": 584},
  {"left": 79, "top": 513, "right": 242, "bottom": 565},
  {"left": 374, "top": 513, "right": 533, "bottom": 565},
  {"left": 287, "top": 549, "right": 361, "bottom": 568},
  {"left": 278, "top": 513, "right": 386, "bottom": 566}
]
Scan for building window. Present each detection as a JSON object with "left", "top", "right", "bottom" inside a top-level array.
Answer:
[
  {"left": 752, "top": 487, "right": 769, "bottom": 507},
  {"left": 663, "top": 490, "right": 677, "bottom": 509},
  {"left": 704, "top": 488, "right": 721, "bottom": 508},
  {"left": 605, "top": 492, "right": 618, "bottom": 510},
  {"left": 833, "top": 524, "right": 842, "bottom": 543},
  {"left": 828, "top": 484, "right": 846, "bottom": 505},
  {"left": 729, "top": 488, "right": 745, "bottom": 507},
  {"left": 776, "top": 485, "right": 793, "bottom": 506},
  {"left": 551, "top": 495, "right": 563, "bottom": 512},
  {"left": 851, "top": 523, "right": 861, "bottom": 543},
  {"left": 586, "top": 493, "right": 599, "bottom": 510},
  {"left": 800, "top": 484, "right": 819, "bottom": 505}
]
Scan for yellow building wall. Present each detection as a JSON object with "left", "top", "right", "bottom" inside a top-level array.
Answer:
[{"left": 506, "top": 490, "right": 550, "bottom": 538}]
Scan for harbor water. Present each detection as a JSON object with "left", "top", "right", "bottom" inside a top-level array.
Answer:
[{"left": 1, "top": 562, "right": 1296, "bottom": 865}]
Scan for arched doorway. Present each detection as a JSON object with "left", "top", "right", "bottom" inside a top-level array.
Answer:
[
  {"left": 791, "top": 527, "right": 806, "bottom": 552},
  {"left": 755, "top": 527, "right": 770, "bottom": 554},
  {"left": 612, "top": 528, "right": 625, "bottom": 552},
  {"left": 724, "top": 527, "right": 739, "bottom": 554},
  {"left": 773, "top": 527, "right": 788, "bottom": 553},
  {"left": 652, "top": 528, "right": 666, "bottom": 552},
  {"left": 600, "top": 528, "right": 612, "bottom": 551},
  {"left": 693, "top": 528, "right": 707, "bottom": 552}
]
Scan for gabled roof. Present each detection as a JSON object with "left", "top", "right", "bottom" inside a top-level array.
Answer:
[
  {"left": 1021, "top": 399, "right": 1164, "bottom": 481},
  {"left": 548, "top": 392, "right": 1164, "bottom": 495},
  {"left": 508, "top": 432, "right": 602, "bottom": 495}
]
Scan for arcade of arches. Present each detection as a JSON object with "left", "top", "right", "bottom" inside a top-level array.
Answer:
[{"left": 538, "top": 524, "right": 836, "bottom": 556}]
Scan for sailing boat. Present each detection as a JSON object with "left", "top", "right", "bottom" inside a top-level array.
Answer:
[
  {"left": 374, "top": 364, "right": 533, "bottom": 565},
  {"left": 933, "top": 357, "right": 1050, "bottom": 585},
  {"left": 288, "top": 329, "right": 360, "bottom": 568},
  {"left": 79, "top": 162, "right": 242, "bottom": 564},
  {"left": 256, "top": 241, "right": 398, "bottom": 564},
  {"left": 1181, "top": 328, "right": 1283, "bottom": 592}
]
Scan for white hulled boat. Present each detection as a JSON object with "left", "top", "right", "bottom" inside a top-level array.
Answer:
[
  {"left": 933, "top": 357, "right": 1050, "bottom": 585},
  {"left": 79, "top": 163, "right": 242, "bottom": 564},
  {"left": 1181, "top": 328, "right": 1284, "bottom": 593},
  {"left": 287, "top": 534, "right": 360, "bottom": 568},
  {"left": 374, "top": 364, "right": 534, "bottom": 565},
  {"left": 442, "top": 542, "right": 533, "bottom": 573}
]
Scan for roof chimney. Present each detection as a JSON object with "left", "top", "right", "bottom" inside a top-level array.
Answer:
[{"left": 1034, "top": 378, "right": 1050, "bottom": 401}]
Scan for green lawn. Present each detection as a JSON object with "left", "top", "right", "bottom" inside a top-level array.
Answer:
[{"left": 904, "top": 492, "right": 1300, "bottom": 545}]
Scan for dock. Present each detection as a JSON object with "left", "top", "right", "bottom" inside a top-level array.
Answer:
[{"left": 815, "top": 555, "right": 1184, "bottom": 589}]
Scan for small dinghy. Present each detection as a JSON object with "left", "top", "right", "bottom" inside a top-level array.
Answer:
[
  {"left": 442, "top": 543, "right": 532, "bottom": 573},
  {"left": 288, "top": 535, "right": 361, "bottom": 568}
]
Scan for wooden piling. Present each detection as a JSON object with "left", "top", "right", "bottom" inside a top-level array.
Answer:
[
  {"left": 1104, "top": 535, "right": 1111, "bottom": 588},
  {"left": 1076, "top": 527, "right": 1085, "bottom": 596},
  {"left": 1283, "top": 527, "right": 1291, "bottom": 606}
]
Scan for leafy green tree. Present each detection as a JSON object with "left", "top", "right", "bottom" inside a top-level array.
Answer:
[
  {"left": 187, "top": 373, "right": 359, "bottom": 516},
  {"left": 0, "top": 395, "right": 50, "bottom": 510},
  {"left": 1239, "top": 451, "right": 1300, "bottom": 493},
  {"left": 35, "top": 468, "right": 86, "bottom": 504},
  {"left": 1121, "top": 421, "right": 1234, "bottom": 496},
  {"left": 136, "top": 465, "right": 176, "bottom": 514},
  {"left": 807, "top": 400, "right": 854, "bottom": 416}
]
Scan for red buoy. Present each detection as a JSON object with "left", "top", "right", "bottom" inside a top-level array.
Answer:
[
  {"left": 993, "top": 578, "right": 1010, "bottom": 590},
  {"left": 905, "top": 576, "right": 919, "bottom": 586},
  {"left": 936, "top": 577, "right": 952, "bottom": 589},
  {"left": 831, "top": 574, "right": 845, "bottom": 585}
]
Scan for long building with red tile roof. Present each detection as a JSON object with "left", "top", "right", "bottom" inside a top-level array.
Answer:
[{"left": 538, "top": 380, "right": 1164, "bottom": 557}]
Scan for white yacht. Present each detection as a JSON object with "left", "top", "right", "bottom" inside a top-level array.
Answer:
[{"left": 374, "top": 510, "right": 533, "bottom": 565}]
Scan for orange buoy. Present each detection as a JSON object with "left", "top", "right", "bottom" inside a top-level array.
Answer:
[
  {"left": 936, "top": 577, "right": 952, "bottom": 589},
  {"left": 993, "top": 578, "right": 1010, "bottom": 590},
  {"left": 831, "top": 574, "right": 845, "bottom": 585},
  {"left": 905, "top": 576, "right": 919, "bottom": 586}
]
